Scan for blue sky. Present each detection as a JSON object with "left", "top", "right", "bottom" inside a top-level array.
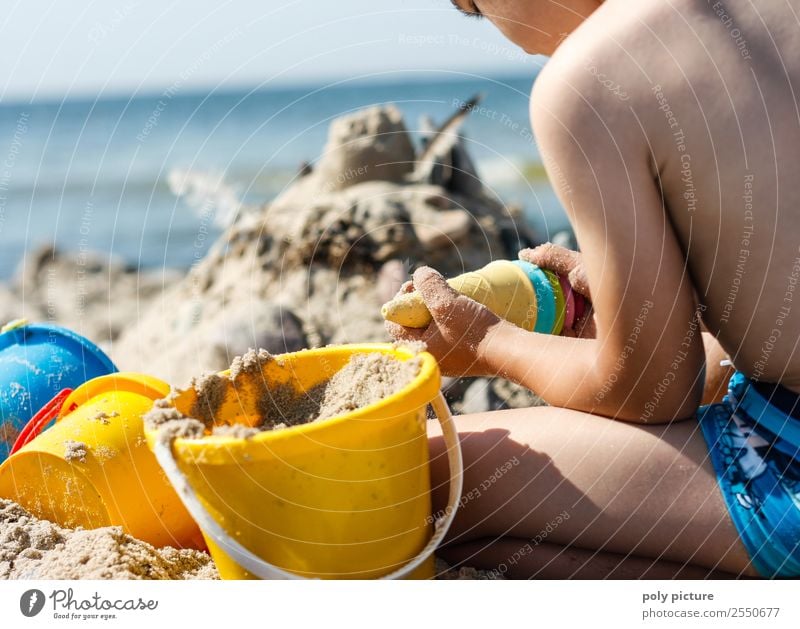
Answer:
[{"left": 0, "top": 0, "right": 543, "bottom": 101}]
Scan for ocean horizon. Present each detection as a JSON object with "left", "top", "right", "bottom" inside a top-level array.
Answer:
[{"left": 0, "top": 73, "right": 568, "bottom": 280}]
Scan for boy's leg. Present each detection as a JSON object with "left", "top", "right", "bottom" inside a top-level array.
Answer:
[
  {"left": 428, "top": 407, "right": 759, "bottom": 576},
  {"left": 439, "top": 538, "right": 737, "bottom": 579}
]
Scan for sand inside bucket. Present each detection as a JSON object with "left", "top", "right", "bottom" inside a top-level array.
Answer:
[
  {"left": 0, "top": 499, "right": 218, "bottom": 580},
  {"left": 144, "top": 346, "right": 423, "bottom": 439}
]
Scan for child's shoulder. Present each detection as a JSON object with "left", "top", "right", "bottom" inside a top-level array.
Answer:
[
  {"left": 530, "top": 2, "right": 659, "bottom": 111},
  {"left": 529, "top": 1, "right": 723, "bottom": 141},
  {"left": 528, "top": 7, "right": 657, "bottom": 152}
]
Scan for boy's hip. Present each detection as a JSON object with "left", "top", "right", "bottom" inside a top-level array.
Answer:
[{"left": 697, "top": 372, "right": 800, "bottom": 578}]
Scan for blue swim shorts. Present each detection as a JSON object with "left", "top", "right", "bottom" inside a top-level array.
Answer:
[{"left": 698, "top": 372, "right": 800, "bottom": 578}]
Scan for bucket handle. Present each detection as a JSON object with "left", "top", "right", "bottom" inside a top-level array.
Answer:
[
  {"left": 9, "top": 388, "right": 73, "bottom": 455},
  {"left": 153, "top": 392, "right": 464, "bottom": 580}
]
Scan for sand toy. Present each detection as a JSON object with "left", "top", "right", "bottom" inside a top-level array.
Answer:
[
  {"left": 146, "top": 344, "right": 463, "bottom": 579},
  {"left": 381, "top": 260, "right": 584, "bottom": 335},
  {"left": 0, "top": 320, "right": 117, "bottom": 462},
  {"left": 0, "top": 373, "right": 204, "bottom": 549}
]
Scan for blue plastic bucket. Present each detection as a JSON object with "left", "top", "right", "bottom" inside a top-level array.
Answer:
[{"left": 0, "top": 321, "right": 117, "bottom": 462}]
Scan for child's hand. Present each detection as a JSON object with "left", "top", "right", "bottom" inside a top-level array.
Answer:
[
  {"left": 519, "top": 242, "right": 596, "bottom": 338},
  {"left": 384, "top": 266, "right": 503, "bottom": 377}
]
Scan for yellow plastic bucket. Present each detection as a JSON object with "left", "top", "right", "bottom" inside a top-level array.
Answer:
[
  {"left": 146, "top": 343, "right": 463, "bottom": 580},
  {"left": 0, "top": 373, "right": 205, "bottom": 549}
]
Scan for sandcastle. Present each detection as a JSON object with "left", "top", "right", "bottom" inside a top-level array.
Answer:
[{"left": 5, "top": 99, "right": 545, "bottom": 411}]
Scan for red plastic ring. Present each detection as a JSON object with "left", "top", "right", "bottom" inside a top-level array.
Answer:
[{"left": 9, "top": 388, "right": 73, "bottom": 455}]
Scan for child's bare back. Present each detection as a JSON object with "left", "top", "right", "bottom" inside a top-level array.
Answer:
[
  {"left": 543, "top": 0, "right": 800, "bottom": 390},
  {"left": 389, "top": 0, "right": 800, "bottom": 578}
]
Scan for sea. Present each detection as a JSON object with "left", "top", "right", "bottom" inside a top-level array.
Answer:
[{"left": 0, "top": 74, "right": 569, "bottom": 280}]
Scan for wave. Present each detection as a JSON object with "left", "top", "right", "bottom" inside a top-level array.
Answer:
[
  {"left": 167, "top": 168, "right": 244, "bottom": 228},
  {"left": 475, "top": 155, "right": 549, "bottom": 188},
  {"left": 0, "top": 166, "right": 295, "bottom": 200}
]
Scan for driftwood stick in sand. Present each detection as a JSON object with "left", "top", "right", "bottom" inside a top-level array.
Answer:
[{"left": 407, "top": 93, "right": 485, "bottom": 184}]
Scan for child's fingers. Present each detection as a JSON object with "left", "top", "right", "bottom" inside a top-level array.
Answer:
[
  {"left": 384, "top": 319, "right": 426, "bottom": 341},
  {"left": 567, "top": 267, "right": 591, "bottom": 301},
  {"left": 519, "top": 242, "right": 579, "bottom": 275},
  {"left": 573, "top": 304, "right": 597, "bottom": 339},
  {"left": 559, "top": 326, "right": 577, "bottom": 338},
  {"left": 412, "top": 266, "right": 460, "bottom": 320},
  {"left": 520, "top": 243, "right": 591, "bottom": 300}
]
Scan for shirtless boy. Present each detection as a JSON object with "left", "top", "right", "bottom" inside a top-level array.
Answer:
[{"left": 387, "top": 0, "right": 800, "bottom": 578}]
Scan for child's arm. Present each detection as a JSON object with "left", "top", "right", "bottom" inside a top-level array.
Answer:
[
  {"left": 523, "top": 242, "right": 733, "bottom": 405},
  {"left": 389, "top": 50, "right": 704, "bottom": 424}
]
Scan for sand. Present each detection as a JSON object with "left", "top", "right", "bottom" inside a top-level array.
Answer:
[
  {"left": 228, "top": 347, "right": 273, "bottom": 380},
  {"left": 0, "top": 104, "right": 549, "bottom": 580},
  {"left": 63, "top": 440, "right": 87, "bottom": 463},
  {"left": 1, "top": 337, "right": 483, "bottom": 582},
  {"left": 144, "top": 348, "right": 422, "bottom": 440},
  {"left": 0, "top": 497, "right": 498, "bottom": 580},
  {"left": 101, "top": 103, "right": 538, "bottom": 386},
  {"left": 0, "top": 499, "right": 218, "bottom": 580},
  {"left": 315, "top": 352, "right": 421, "bottom": 419},
  {"left": 434, "top": 559, "right": 505, "bottom": 580},
  {"left": 91, "top": 410, "right": 119, "bottom": 425},
  {"left": 3, "top": 104, "right": 545, "bottom": 422}
]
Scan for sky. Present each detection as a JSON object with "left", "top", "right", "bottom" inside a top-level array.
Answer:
[{"left": 0, "top": 0, "right": 543, "bottom": 102}]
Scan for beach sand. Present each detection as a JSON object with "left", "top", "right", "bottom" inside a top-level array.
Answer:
[
  {"left": 1, "top": 495, "right": 498, "bottom": 580},
  {"left": 0, "top": 101, "right": 545, "bottom": 580},
  {"left": 0, "top": 499, "right": 218, "bottom": 580}
]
